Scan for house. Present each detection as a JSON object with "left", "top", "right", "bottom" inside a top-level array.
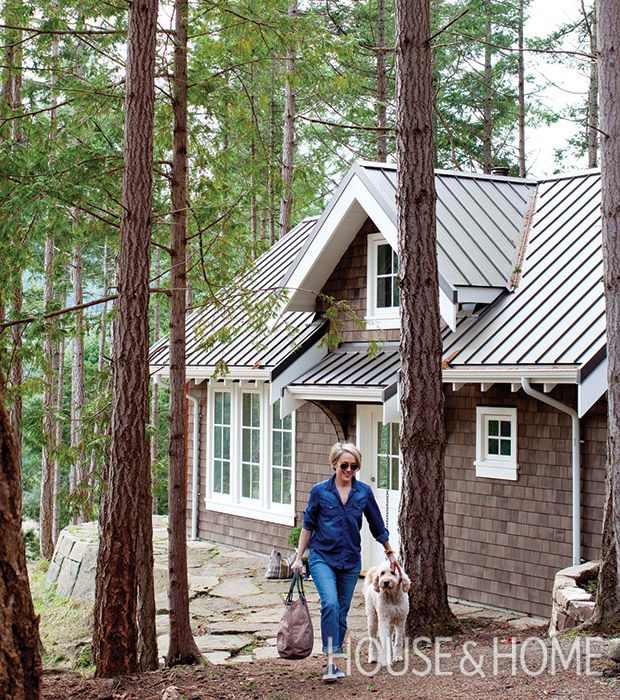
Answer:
[{"left": 149, "top": 162, "right": 607, "bottom": 617}]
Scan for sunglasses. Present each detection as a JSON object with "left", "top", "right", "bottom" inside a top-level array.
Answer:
[{"left": 339, "top": 462, "right": 359, "bottom": 471}]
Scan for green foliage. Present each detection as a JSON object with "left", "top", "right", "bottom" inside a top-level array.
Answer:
[
  {"left": 287, "top": 526, "right": 301, "bottom": 548},
  {"left": 22, "top": 529, "right": 40, "bottom": 559}
]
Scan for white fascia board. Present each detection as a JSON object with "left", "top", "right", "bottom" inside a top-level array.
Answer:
[
  {"left": 269, "top": 340, "right": 328, "bottom": 404},
  {"left": 455, "top": 286, "right": 505, "bottom": 305},
  {"left": 443, "top": 367, "right": 578, "bottom": 384},
  {"left": 439, "top": 288, "right": 458, "bottom": 331},
  {"left": 578, "top": 357, "right": 607, "bottom": 417},
  {"left": 286, "top": 384, "right": 384, "bottom": 403},
  {"left": 185, "top": 367, "right": 271, "bottom": 382},
  {"left": 382, "top": 388, "right": 400, "bottom": 422}
]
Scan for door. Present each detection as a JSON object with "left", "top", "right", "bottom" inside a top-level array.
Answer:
[{"left": 358, "top": 405, "right": 401, "bottom": 571}]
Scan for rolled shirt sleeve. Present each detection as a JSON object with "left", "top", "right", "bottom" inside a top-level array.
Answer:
[
  {"left": 302, "top": 484, "right": 320, "bottom": 532},
  {"left": 364, "top": 487, "right": 390, "bottom": 544}
]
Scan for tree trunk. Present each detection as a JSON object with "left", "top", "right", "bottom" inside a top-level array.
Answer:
[
  {"left": 278, "top": 1, "right": 298, "bottom": 239},
  {"left": 150, "top": 247, "right": 160, "bottom": 514},
  {"left": 166, "top": 0, "right": 201, "bottom": 666},
  {"left": 517, "top": 0, "right": 526, "bottom": 177},
  {"left": 93, "top": 0, "right": 158, "bottom": 677},
  {"left": 268, "top": 86, "right": 277, "bottom": 245},
  {"left": 395, "top": 0, "right": 459, "bottom": 639},
  {"left": 586, "top": 0, "right": 599, "bottom": 169},
  {"left": 376, "top": 0, "right": 388, "bottom": 162},
  {"left": 40, "top": 236, "right": 56, "bottom": 559},
  {"left": 71, "top": 243, "right": 86, "bottom": 523},
  {"left": 9, "top": 282, "right": 22, "bottom": 469},
  {"left": 588, "top": 0, "right": 620, "bottom": 634},
  {"left": 482, "top": 10, "right": 493, "bottom": 173},
  {"left": 52, "top": 336, "right": 64, "bottom": 545},
  {"left": 0, "top": 384, "right": 42, "bottom": 700}
]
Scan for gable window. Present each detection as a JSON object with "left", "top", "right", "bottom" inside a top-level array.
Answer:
[
  {"left": 475, "top": 406, "right": 518, "bottom": 480},
  {"left": 367, "top": 232, "right": 399, "bottom": 328},
  {"left": 206, "top": 382, "right": 295, "bottom": 525}
]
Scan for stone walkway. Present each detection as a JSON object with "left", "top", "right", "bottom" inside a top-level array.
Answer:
[{"left": 46, "top": 516, "right": 549, "bottom": 666}]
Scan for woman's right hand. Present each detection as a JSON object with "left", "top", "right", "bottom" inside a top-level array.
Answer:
[{"left": 291, "top": 557, "right": 304, "bottom": 575}]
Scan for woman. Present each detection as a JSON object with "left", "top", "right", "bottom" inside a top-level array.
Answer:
[{"left": 292, "top": 441, "right": 398, "bottom": 682}]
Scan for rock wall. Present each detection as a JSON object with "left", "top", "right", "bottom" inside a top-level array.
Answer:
[{"left": 549, "top": 561, "right": 597, "bottom": 636}]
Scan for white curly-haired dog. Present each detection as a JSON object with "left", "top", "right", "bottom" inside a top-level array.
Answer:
[{"left": 363, "top": 561, "right": 411, "bottom": 666}]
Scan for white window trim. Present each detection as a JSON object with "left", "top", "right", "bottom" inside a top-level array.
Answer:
[
  {"left": 366, "top": 232, "right": 399, "bottom": 329},
  {"left": 205, "top": 381, "right": 295, "bottom": 525},
  {"left": 475, "top": 406, "right": 518, "bottom": 481}
]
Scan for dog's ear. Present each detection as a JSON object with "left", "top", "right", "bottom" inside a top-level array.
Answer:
[
  {"left": 372, "top": 568, "right": 382, "bottom": 592},
  {"left": 400, "top": 571, "right": 411, "bottom": 593}
]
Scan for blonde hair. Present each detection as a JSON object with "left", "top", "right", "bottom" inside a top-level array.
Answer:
[{"left": 329, "top": 442, "right": 362, "bottom": 469}]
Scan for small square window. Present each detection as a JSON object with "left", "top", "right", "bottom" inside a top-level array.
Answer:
[{"left": 475, "top": 407, "right": 518, "bottom": 480}]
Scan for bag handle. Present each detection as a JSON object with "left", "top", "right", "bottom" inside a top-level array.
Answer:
[{"left": 285, "top": 571, "right": 306, "bottom": 604}]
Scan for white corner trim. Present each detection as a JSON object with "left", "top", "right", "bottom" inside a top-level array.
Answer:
[{"left": 578, "top": 357, "right": 607, "bottom": 417}]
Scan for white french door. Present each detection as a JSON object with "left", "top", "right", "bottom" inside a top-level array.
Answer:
[{"left": 358, "top": 405, "right": 401, "bottom": 571}]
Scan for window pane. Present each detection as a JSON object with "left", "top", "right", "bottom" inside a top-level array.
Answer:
[
  {"left": 378, "top": 422, "right": 389, "bottom": 454},
  {"left": 251, "top": 466, "right": 260, "bottom": 499},
  {"left": 488, "top": 420, "right": 499, "bottom": 436},
  {"left": 273, "top": 431, "right": 282, "bottom": 466},
  {"left": 390, "top": 423, "right": 399, "bottom": 456},
  {"left": 378, "top": 456, "right": 389, "bottom": 489},
  {"left": 242, "top": 465, "right": 250, "bottom": 498},
  {"left": 223, "top": 427, "right": 230, "bottom": 459},
  {"left": 377, "top": 244, "right": 392, "bottom": 275},
  {"left": 377, "top": 277, "right": 390, "bottom": 308},
  {"left": 214, "top": 393, "right": 222, "bottom": 423},
  {"left": 252, "top": 394, "right": 260, "bottom": 425},
  {"left": 392, "top": 281, "right": 399, "bottom": 307},
  {"left": 283, "top": 432, "right": 292, "bottom": 466},
  {"left": 272, "top": 468, "right": 282, "bottom": 503},
  {"left": 214, "top": 427, "right": 222, "bottom": 458},
  {"left": 488, "top": 437, "right": 499, "bottom": 454},
  {"left": 282, "top": 472, "right": 292, "bottom": 505},
  {"left": 242, "top": 394, "right": 251, "bottom": 425},
  {"left": 391, "top": 457, "right": 400, "bottom": 491},
  {"left": 283, "top": 412, "right": 292, "bottom": 431},
  {"left": 214, "top": 461, "right": 222, "bottom": 493},
  {"left": 392, "top": 250, "right": 398, "bottom": 274},
  {"left": 500, "top": 439, "right": 512, "bottom": 456},
  {"left": 272, "top": 401, "right": 281, "bottom": 429},
  {"left": 251, "top": 429, "right": 260, "bottom": 460},
  {"left": 242, "top": 430, "right": 250, "bottom": 461},
  {"left": 222, "top": 464, "right": 230, "bottom": 494},
  {"left": 500, "top": 420, "right": 511, "bottom": 437},
  {"left": 223, "top": 393, "right": 231, "bottom": 424}
]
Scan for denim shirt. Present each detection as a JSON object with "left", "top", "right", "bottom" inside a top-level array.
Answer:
[{"left": 302, "top": 474, "right": 389, "bottom": 569}]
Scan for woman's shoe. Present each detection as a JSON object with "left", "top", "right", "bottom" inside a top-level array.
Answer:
[{"left": 322, "top": 663, "right": 345, "bottom": 682}]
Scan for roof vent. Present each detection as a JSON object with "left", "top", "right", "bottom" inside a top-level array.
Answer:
[{"left": 490, "top": 166, "right": 511, "bottom": 176}]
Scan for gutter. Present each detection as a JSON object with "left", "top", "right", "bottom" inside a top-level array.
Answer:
[
  {"left": 521, "top": 378, "right": 580, "bottom": 565},
  {"left": 186, "top": 393, "right": 201, "bottom": 541}
]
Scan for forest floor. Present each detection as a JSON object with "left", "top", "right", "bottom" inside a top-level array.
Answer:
[{"left": 42, "top": 620, "right": 620, "bottom": 699}]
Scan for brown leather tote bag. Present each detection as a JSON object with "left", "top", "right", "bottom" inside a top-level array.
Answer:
[{"left": 276, "top": 572, "right": 314, "bottom": 659}]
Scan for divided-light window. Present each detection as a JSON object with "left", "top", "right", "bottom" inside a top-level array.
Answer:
[
  {"left": 475, "top": 406, "right": 518, "bottom": 481},
  {"left": 367, "top": 232, "right": 399, "bottom": 329}
]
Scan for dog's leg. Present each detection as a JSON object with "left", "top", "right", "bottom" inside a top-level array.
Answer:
[
  {"left": 378, "top": 615, "right": 391, "bottom": 667},
  {"left": 393, "top": 619, "right": 404, "bottom": 662},
  {"left": 366, "top": 604, "right": 379, "bottom": 663}
]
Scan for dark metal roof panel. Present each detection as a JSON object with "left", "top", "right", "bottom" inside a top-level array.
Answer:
[
  {"left": 290, "top": 345, "right": 399, "bottom": 388},
  {"left": 443, "top": 171, "right": 604, "bottom": 370},
  {"left": 358, "top": 163, "right": 537, "bottom": 289}
]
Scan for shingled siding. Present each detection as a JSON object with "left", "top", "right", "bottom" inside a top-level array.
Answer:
[
  {"left": 443, "top": 384, "right": 606, "bottom": 617},
  {"left": 186, "top": 393, "right": 343, "bottom": 554},
  {"left": 318, "top": 218, "right": 399, "bottom": 343}
]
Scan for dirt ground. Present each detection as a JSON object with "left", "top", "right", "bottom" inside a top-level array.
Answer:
[{"left": 42, "top": 621, "right": 620, "bottom": 700}]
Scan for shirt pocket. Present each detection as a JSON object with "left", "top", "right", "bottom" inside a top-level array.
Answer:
[{"left": 319, "top": 495, "right": 340, "bottom": 520}]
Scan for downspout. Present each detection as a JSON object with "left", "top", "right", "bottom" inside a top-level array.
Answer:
[
  {"left": 521, "top": 378, "right": 580, "bottom": 565},
  {"left": 186, "top": 393, "right": 201, "bottom": 541}
]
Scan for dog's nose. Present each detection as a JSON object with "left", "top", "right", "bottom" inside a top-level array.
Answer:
[{"left": 382, "top": 580, "right": 390, "bottom": 588}]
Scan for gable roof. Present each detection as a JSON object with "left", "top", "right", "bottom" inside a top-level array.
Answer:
[
  {"left": 149, "top": 217, "right": 325, "bottom": 379},
  {"left": 281, "top": 162, "right": 537, "bottom": 326}
]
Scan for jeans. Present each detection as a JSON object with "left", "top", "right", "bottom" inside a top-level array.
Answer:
[{"left": 309, "top": 550, "right": 361, "bottom": 654}]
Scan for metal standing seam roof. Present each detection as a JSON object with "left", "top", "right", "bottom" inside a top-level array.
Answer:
[
  {"left": 337, "top": 163, "right": 537, "bottom": 289},
  {"left": 443, "top": 171, "right": 604, "bottom": 370},
  {"left": 149, "top": 217, "right": 324, "bottom": 372},
  {"left": 288, "top": 344, "right": 399, "bottom": 389}
]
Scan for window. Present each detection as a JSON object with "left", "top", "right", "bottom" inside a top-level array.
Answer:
[
  {"left": 272, "top": 402, "right": 293, "bottom": 505},
  {"left": 475, "top": 407, "right": 518, "bottom": 480},
  {"left": 377, "top": 421, "right": 399, "bottom": 491},
  {"left": 241, "top": 393, "right": 261, "bottom": 500},
  {"left": 206, "top": 382, "right": 295, "bottom": 525},
  {"left": 213, "top": 391, "right": 231, "bottom": 494},
  {"left": 367, "top": 232, "right": 399, "bottom": 328}
]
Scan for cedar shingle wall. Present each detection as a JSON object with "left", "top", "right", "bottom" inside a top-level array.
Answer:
[
  {"left": 444, "top": 384, "right": 606, "bottom": 617},
  {"left": 318, "top": 218, "right": 399, "bottom": 343}
]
